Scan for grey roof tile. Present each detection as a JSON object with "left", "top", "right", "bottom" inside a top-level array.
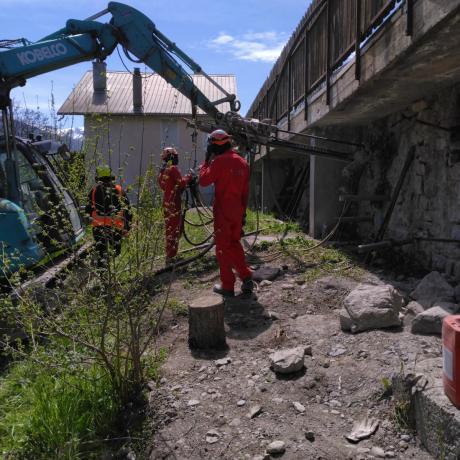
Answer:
[{"left": 58, "top": 71, "right": 237, "bottom": 116}]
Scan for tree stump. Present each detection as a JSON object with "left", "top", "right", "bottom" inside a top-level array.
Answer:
[{"left": 188, "top": 294, "right": 227, "bottom": 350}]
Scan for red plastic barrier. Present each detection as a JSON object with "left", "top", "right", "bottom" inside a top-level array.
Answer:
[{"left": 443, "top": 315, "right": 460, "bottom": 408}]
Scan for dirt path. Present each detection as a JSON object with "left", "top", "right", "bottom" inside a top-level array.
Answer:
[{"left": 146, "top": 248, "right": 437, "bottom": 460}]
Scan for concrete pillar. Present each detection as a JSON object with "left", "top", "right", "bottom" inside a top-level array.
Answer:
[{"left": 309, "top": 155, "right": 346, "bottom": 238}]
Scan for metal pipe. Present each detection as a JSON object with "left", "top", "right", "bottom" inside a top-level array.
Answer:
[
  {"left": 375, "top": 147, "right": 415, "bottom": 241},
  {"left": 276, "top": 128, "right": 363, "bottom": 147},
  {"left": 355, "top": 0, "right": 362, "bottom": 80},
  {"left": 85, "top": 8, "right": 109, "bottom": 21},
  {"left": 357, "top": 239, "right": 413, "bottom": 253}
]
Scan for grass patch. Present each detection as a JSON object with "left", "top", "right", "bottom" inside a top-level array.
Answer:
[
  {"left": 0, "top": 357, "right": 119, "bottom": 459},
  {"left": 279, "top": 236, "right": 365, "bottom": 282},
  {"left": 0, "top": 345, "right": 168, "bottom": 459},
  {"left": 165, "top": 298, "right": 187, "bottom": 316}
]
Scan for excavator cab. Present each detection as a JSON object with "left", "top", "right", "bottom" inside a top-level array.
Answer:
[{"left": 0, "top": 135, "right": 84, "bottom": 278}]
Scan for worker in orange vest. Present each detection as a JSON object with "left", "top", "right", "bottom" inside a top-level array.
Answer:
[
  {"left": 158, "top": 147, "right": 191, "bottom": 264},
  {"left": 86, "top": 166, "right": 131, "bottom": 267}
]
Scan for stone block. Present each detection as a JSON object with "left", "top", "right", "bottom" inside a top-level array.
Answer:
[
  {"left": 411, "top": 302, "right": 459, "bottom": 335},
  {"left": 341, "top": 284, "right": 404, "bottom": 333},
  {"left": 270, "top": 347, "right": 305, "bottom": 374},
  {"left": 410, "top": 271, "right": 454, "bottom": 302}
]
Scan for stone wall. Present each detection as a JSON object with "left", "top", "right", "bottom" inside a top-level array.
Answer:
[{"left": 355, "top": 83, "right": 460, "bottom": 277}]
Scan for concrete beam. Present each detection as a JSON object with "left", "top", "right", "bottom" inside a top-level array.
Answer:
[
  {"left": 309, "top": 155, "right": 345, "bottom": 238},
  {"left": 285, "top": 0, "right": 460, "bottom": 133}
]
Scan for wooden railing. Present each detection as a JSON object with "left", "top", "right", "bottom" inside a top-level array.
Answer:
[{"left": 248, "top": 0, "right": 414, "bottom": 127}]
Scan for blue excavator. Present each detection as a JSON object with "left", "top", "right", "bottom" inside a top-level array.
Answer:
[
  {"left": 0, "top": 2, "right": 351, "bottom": 277},
  {"left": 0, "top": 2, "right": 248, "bottom": 277}
]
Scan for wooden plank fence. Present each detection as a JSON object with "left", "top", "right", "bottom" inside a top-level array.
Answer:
[{"left": 249, "top": 0, "right": 414, "bottom": 125}]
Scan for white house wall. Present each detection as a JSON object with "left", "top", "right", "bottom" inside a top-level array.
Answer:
[{"left": 84, "top": 115, "right": 208, "bottom": 190}]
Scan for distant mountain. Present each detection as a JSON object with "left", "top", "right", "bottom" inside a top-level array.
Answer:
[
  {"left": 57, "top": 127, "right": 84, "bottom": 152},
  {"left": 9, "top": 119, "right": 84, "bottom": 152}
]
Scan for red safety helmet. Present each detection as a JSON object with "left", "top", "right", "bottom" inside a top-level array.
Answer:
[
  {"left": 208, "top": 129, "right": 232, "bottom": 146},
  {"left": 161, "top": 146, "right": 178, "bottom": 162}
]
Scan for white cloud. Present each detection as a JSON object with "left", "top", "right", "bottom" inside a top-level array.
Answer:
[
  {"left": 211, "top": 34, "right": 234, "bottom": 45},
  {"left": 209, "top": 31, "right": 287, "bottom": 63}
]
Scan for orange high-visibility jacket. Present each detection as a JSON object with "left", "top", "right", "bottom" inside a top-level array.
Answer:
[{"left": 89, "top": 184, "right": 126, "bottom": 230}]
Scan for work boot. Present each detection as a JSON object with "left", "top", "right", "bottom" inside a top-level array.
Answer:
[
  {"left": 241, "top": 277, "right": 255, "bottom": 294},
  {"left": 241, "top": 277, "right": 257, "bottom": 300},
  {"left": 213, "top": 284, "right": 235, "bottom": 297}
]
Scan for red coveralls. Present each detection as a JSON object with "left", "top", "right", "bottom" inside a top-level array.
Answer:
[
  {"left": 199, "top": 149, "right": 252, "bottom": 291},
  {"left": 158, "top": 165, "right": 189, "bottom": 259}
]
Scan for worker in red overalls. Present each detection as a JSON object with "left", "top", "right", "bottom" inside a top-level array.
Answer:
[
  {"left": 86, "top": 165, "right": 131, "bottom": 267},
  {"left": 199, "top": 130, "right": 254, "bottom": 297},
  {"left": 158, "top": 147, "right": 191, "bottom": 264}
]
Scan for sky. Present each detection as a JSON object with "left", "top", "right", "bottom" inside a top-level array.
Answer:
[{"left": 1, "top": 0, "right": 311, "bottom": 128}]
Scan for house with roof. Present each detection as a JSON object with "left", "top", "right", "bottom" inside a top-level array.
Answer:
[{"left": 58, "top": 62, "right": 237, "bottom": 195}]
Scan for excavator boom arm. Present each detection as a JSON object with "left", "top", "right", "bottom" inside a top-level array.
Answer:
[{"left": 0, "top": 2, "right": 235, "bottom": 119}]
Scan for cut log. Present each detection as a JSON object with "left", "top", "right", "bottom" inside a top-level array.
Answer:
[{"left": 188, "top": 294, "right": 227, "bottom": 350}]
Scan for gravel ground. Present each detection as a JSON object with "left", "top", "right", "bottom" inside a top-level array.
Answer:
[{"left": 145, "top": 246, "right": 438, "bottom": 460}]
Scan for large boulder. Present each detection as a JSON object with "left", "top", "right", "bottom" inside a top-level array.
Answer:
[
  {"left": 411, "top": 302, "right": 459, "bottom": 335},
  {"left": 410, "top": 271, "right": 454, "bottom": 304},
  {"left": 340, "top": 284, "right": 404, "bottom": 333},
  {"left": 270, "top": 347, "right": 305, "bottom": 374}
]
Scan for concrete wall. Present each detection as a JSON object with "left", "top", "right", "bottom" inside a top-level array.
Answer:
[{"left": 355, "top": 83, "right": 460, "bottom": 277}]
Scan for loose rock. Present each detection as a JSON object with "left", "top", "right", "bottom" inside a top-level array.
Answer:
[
  {"left": 237, "top": 399, "right": 246, "bottom": 407},
  {"left": 266, "top": 440, "right": 286, "bottom": 455},
  {"left": 410, "top": 271, "right": 454, "bottom": 303},
  {"left": 329, "top": 346, "right": 346, "bottom": 357},
  {"left": 247, "top": 405, "right": 262, "bottom": 419},
  {"left": 267, "top": 311, "right": 280, "bottom": 321},
  {"left": 411, "top": 302, "right": 459, "bottom": 335},
  {"left": 205, "top": 429, "right": 220, "bottom": 444},
  {"left": 270, "top": 347, "right": 305, "bottom": 374},
  {"left": 403, "top": 301, "right": 425, "bottom": 326},
  {"left": 293, "top": 401, "right": 306, "bottom": 413},
  {"left": 305, "top": 431, "right": 315, "bottom": 442},
  {"left": 370, "top": 446, "right": 385, "bottom": 458},
  {"left": 281, "top": 283, "right": 295, "bottom": 290},
  {"left": 260, "top": 280, "right": 273, "bottom": 287},
  {"left": 187, "top": 399, "right": 200, "bottom": 407},
  {"left": 215, "top": 357, "right": 231, "bottom": 367},
  {"left": 340, "top": 284, "right": 404, "bottom": 333}
]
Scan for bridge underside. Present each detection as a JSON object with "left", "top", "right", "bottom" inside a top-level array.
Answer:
[
  {"left": 257, "top": 0, "right": 460, "bottom": 239},
  {"left": 310, "top": 1, "right": 460, "bottom": 127}
]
